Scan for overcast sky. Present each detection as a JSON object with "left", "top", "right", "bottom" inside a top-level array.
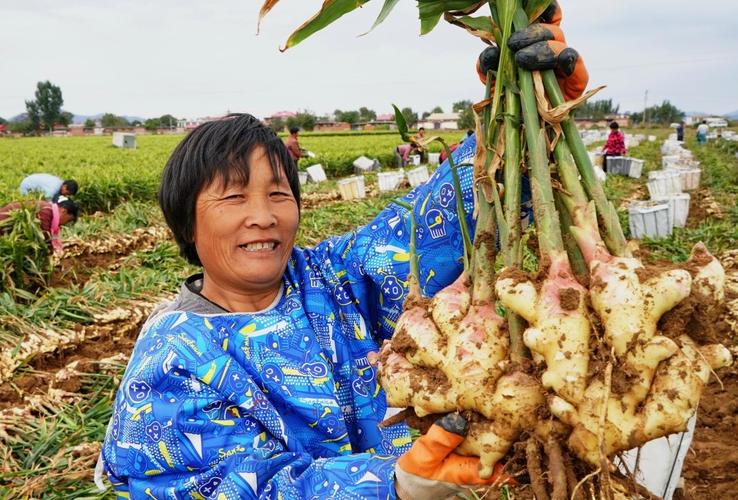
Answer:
[{"left": 1, "top": 1, "right": 736, "bottom": 120}]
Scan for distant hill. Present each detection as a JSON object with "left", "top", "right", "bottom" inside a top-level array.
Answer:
[{"left": 725, "top": 110, "right": 738, "bottom": 120}]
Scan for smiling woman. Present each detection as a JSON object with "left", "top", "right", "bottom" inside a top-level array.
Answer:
[{"left": 98, "top": 113, "right": 483, "bottom": 499}]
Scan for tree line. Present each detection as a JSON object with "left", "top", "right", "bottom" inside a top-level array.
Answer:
[{"left": 1, "top": 81, "right": 693, "bottom": 136}]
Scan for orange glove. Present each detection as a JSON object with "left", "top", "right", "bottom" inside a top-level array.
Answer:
[
  {"left": 394, "top": 414, "right": 514, "bottom": 499},
  {"left": 476, "top": 1, "right": 588, "bottom": 101}
]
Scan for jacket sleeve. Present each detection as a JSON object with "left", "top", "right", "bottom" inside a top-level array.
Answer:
[
  {"left": 308, "top": 136, "right": 479, "bottom": 341},
  {"left": 101, "top": 317, "right": 399, "bottom": 499}
]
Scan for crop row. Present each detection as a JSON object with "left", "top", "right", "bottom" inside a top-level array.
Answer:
[{"left": 0, "top": 131, "right": 464, "bottom": 212}]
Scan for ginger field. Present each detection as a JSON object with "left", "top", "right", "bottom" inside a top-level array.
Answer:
[{"left": 0, "top": 130, "right": 736, "bottom": 497}]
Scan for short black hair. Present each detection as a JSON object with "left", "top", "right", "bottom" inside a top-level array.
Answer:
[
  {"left": 466, "top": 129, "right": 474, "bottom": 137},
  {"left": 62, "top": 179, "right": 79, "bottom": 195},
  {"left": 58, "top": 199, "right": 79, "bottom": 221},
  {"left": 609, "top": 121, "right": 619, "bottom": 130},
  {"left": 289, "top": 126, "right": 300, "bottom": 134},
  {"left": 159, "top": 113, "right": 301, "bottom": 266},
  {"left": 418, "top": 127, "right": 425, "bottom": 132}
]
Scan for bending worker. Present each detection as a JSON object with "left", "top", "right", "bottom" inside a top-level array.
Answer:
[
  {"left": 0, "top": 199, "right": 79, "bottom": 252},
  {"left": 99, "top": 6, "right": 587, "bottom": 499},
  {"left": 19, "top": 173, "right": 79, "bottom": 203}
]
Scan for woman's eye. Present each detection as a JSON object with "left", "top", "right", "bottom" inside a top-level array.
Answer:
[
  {"left": 223, "top": 194, "right": 243, "bottom": 200},
  {"left": 271, "top": 191, "right": 291, "bottom": 198}
]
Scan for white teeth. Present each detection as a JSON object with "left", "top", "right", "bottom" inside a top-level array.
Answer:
[{"left": 242, "top": 242, "right": 275, "bottom": 251}]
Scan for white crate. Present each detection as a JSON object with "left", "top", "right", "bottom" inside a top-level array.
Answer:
[
  {"left": 678, "top": 168, "right": 701, "bottom": 191},
  {"left": 336, "top": 176, "right": 366, "bottom": 200},
  {"left": 298, "top": 171, "right": 308, "bottom": 186},
  {"left": 112, "top": 132, "right": 136, "bottom": 149},
  {"left": 406, "top": 166, "right": 430, "bottom": 187},
  {"left": 353, "top": 156, "right": 379, "bottom": 174},
  {"left": 648, "top": 135, "right": 657, "bottom": 142},
  {"left": 377, "top": 170, "right": 405, "bottom": 192},
  {"left": 628, "top": 201, "right": 672, "bottom": 239},
  {"left": 428, "top": 152, "right": 441, "bottom": 165},
  {"left": 306, "top": 164, "right": 327, "bottom": 183},
  {"left": 409, "top": 154, "right": 421, "bottom": 166},
  {"left": 628, "top": 158, "right": 644, "bottom": 179},
  {"left": 647, "top": 170, "right": 683, "bottom": 198},
  {"left": 653, "top": 193, "right": 690, "bottom": 229},
  {"left": 606, "top": 156, "right": 629, "bottom": 176}
]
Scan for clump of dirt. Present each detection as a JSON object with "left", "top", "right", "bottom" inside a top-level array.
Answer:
[
  {"left": 659, "top": 293, "right": 729, "bottom": 345},
  {"left": 687, "top": 189, "right": 724, "bottom": 228},
  {"left": 559, "top": 288, "right": 580, "bottom": 311}
]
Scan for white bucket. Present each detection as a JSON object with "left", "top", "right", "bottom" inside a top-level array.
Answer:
[
  {"left": 428, "top": 152, "right": 441, "bottom": 165},
  {"left": 336, "top": 175, "right": 366, "bottom": 200},
  {"left": 628, "top": 201, "right": 672, "bottom": 239},
  {"left": 409, "top": 154, "right": 421, "bottom": 166},
  {"left": 298, "top": 171, "right": 308, "bottom": 186},
  {"left": 647, "top": 170, "right": 682, "bottom": 198},
  {"left": 407, "top": 166, "right": 430, "bottom": 187},
  {"left": 653, "top": 193, "right": 690, "bottom": 229},
  {"left": 648, "top": 135, "right": 656, "bottom": 142},
  {"left": 377, "top": 170, "right": 405, "bottom": 192}
]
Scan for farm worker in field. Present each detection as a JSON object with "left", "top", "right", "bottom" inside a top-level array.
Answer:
[
  {"left": 19, "top": 173, "right": 78, "bottom": 203},
  {"left": 0, "top": 199, "right": 79, "bottom": 252},
  {"left": 696, "top": 120, "right": 709, "bottom": 144},
  {"left": 396, "top": 127, "right": 427, "bottom": 166},
  {"left": 99, "top": 6, "right": 590, "bottom": 499},
  {"left": 284, "top": 126, "right": 309, "bottom": 163},
  {"left": 676, "top": 121, "right": 685, "bottom": 142},
  {"left": 601, "top": 121, "right": 627, "bottom": 173}
]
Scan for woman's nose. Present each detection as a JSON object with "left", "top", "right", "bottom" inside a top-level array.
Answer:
[{"left": 243, "top": 198, "right": 277, "bottom": 227}]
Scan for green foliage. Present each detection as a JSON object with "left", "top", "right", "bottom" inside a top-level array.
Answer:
[
  {"left": 334, "top": 109, "right": 360, "bottom": 125},
  {"left": 630, "top": 100, "right": 684, "bottom": 125},
  {"left": 100, "top": 113, "right": 129, "bottom": 128},
  {"left": 25, "top": 80, "right": 64, "bottom": 133},
  {"left": 401, "top": 106, "right": 418, "bottom": 128},
  {"left": 0, "top": 202, "right": 52, "bottom": 294},
  {"left": 573, "top": 98, "right": 619, "bottom": 120},
  {"left": 287, "top": 112, "right": 317, "bottom": 131},
  {"left": 453, "top": 99, "right": 475, "bottom": 130},
  {"left": 83, "top": 119, "right": 96, "bottom": 129}
]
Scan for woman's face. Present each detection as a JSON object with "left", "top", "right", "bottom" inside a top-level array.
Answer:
[{"left": 193, "top": 148, "right": 299, "bottom": 297}]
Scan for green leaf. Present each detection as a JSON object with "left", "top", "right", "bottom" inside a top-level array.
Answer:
[
  {"left": 524, "top": 0, "right": 552, "bottom": 22},
  {"left": 417, "top": 0, "right": 485, "bottom": 35},
  {"left": 456, "top": 15, "right": 494, "bottom": 32},
  {"left": 282, "top": 0, "right": 372, "bottom": 51},
  {"left": 362, "top": 0, "right": 400, "bottom": 35},
  {"left": 392, "top": 104, "right": 410, "bottom": 141}
]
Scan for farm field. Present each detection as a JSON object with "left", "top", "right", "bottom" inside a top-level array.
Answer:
[{"left": 0, "top": 129, "right": 736, "bottom": 497}]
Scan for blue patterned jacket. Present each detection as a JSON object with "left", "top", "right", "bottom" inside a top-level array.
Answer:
[{"left": 100, "top": 136, "right": 531, "bottom": 499}]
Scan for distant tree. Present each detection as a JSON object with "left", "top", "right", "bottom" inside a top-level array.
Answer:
[
  {"left": 421, "top": 111, "right": 431, "bottom": 119},
  {"left": 159, "top": 114, "right": 177, "bottom": 129},
  {"left": 59, "top": 111, "right": 74, "bottom": 126},
  {"left": 573, "top": 99, "right": 619, "bottom": 120},
  {"left": 0, "top": 117, "right": 6, "bottom": 125},
  {"left": 130, "top": 119, "right": 143, "bottom": 127},
  {"left": 287, "top": 112, "right": 317, "bottom": 131},
  {"left": 25, "top": 81, "right": 64, "bottom": 133},
  {"left": 100, "top": 113, "right": 129, "bottom": 128},
  {"left": 334, "top": 109, "right": 360, "bottom": 125},
  {"left": 431, "top": 105, "right": 443, "bottom": 114},
  {"left": 143, "top": 118, "right": 161, "bottom": 131},
  {"left": 8, "top": 119, "right": 35, "bottom": 135},
  {"left": 269, "top": 116, "right": 286, "bottom": 133},
  {"left": 401, "top": 107, "right": 418, "bottom": 128},
  {"left": 84, "top": 118, "right": 96, "bottom": 129},
  {"left": 358, "top": 107, "right": 376, "bottom": 122},
  {"left": 630, "top": 100, "right": 684, "bottom": 125},
  {"left": 452, "top": 100, "right": 475, "bottom": 130},
  {"left": 25, "top": 101, "right": 41, "bottom": 134}
]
